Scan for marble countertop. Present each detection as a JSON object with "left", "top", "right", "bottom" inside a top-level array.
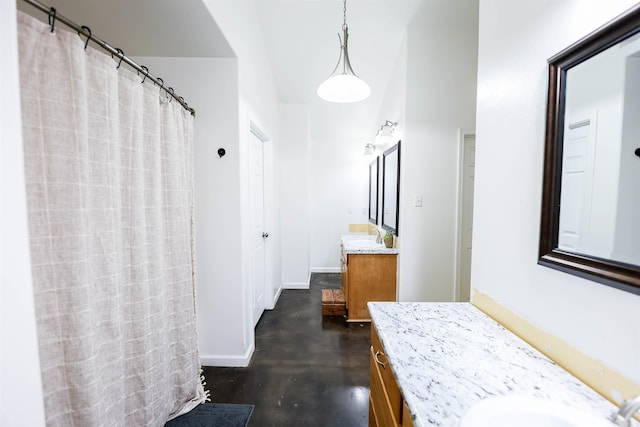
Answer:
[
  {"left": 341, "top": 234, "right": 399, "bottom": 255},
  {"left": 368, "top": 302, "right": 634, "bottom": 427}
]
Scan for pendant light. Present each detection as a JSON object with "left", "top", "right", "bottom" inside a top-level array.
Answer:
[{"left": 317, "top": 0, "right": 371, "bottom": 103}]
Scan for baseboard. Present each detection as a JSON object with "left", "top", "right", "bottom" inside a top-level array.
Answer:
[
  {"left": 472, "top": 291, "right": 640, "bottom": 405},
  {"left": 268, "top": 286, "right": 282, "bottom": 309},
  {"left": 311, "top": 267, "right": 340, "bottom": 273},
  {"left": 283, "top": 282, "right": 309, "bottom": 289},
  {"left": 199, "top": 342, "right": 255, "bottom": 368}
]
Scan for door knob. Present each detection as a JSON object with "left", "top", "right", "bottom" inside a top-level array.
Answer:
[{"left": 262, "top": 232, "right": 269, "bottom": 239}]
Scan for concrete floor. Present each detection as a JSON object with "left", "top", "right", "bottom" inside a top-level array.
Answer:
[{"left": 203, "top": 273, "right": 371, "bottom": 426}]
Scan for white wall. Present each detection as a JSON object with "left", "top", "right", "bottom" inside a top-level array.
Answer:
[
  {"left": 202, "top": 1, "right": 281, "bottom": 365},
  {"left": 279, "top": 104, "right": 311, "bottom": 288},
  {"left": 614, "top": 55, "right": 640, "bottom": 265},
  {"left": 375, "top": 31, "right": 408, "bottom": 225},
  {"left": 309, "top": 136, "right": 371, "bottom": 271},
  {"left": 399, "top": 0, "right": 479, "bottom": 302},
  {"left": 474, "top": 0, "right": 640, "bottom": 385},
  {"left": 372, "top": 32, "right": 407, "bottom": 296},
  {"left": 1, "top": 1, "right": 46, "bottom": 423}
]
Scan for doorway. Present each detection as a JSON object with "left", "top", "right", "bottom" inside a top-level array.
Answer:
[
  {"left": 249, "top": 124, "right": 269, "bottom": 326},
  {"left": 558, "top": 119, "right": 593, "bottom": 253},
  {"left": 456, "top": 134, "right": 476, "bottom": 302}
]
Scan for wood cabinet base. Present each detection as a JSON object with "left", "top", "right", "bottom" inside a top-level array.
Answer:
[{"left": 341, "top": 249, "right": 397, "bottom": 322}]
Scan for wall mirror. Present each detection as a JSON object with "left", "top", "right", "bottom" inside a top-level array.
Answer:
[
  {"left": 539, "top": 4, "right": 640, "bottom": 295},
  {"left": 369, "top": 157, "right": 379, "bottom": 224},
  {"left": 382, "top": 141, "right": 401, "bottom": 235}
]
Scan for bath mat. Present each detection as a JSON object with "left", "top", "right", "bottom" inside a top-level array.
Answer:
[{"left": 165, "top": 402, "right": 254, "bottom": 427}]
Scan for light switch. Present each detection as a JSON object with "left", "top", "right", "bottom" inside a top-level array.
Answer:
[{"left": 414, "top": 195, "right": 423, "bottom": 207}]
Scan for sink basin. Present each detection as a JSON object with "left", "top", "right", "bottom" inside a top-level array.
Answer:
[
  {"left": 460, "top": 396, "right": 614, "bottom": 427},
  {"left": 347, "top": 239, "right": 382, "bottom": 249}
]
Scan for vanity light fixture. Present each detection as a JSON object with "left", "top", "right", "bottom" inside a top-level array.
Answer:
[
  {"left": 317, "top": 0, "right": 370, "bottom": 103},
  {"left": 376, "top": 120, "right": 398, "bottom": 144},
  {"left": 363, "top": 143, "right": 376, "bottom": 156}
]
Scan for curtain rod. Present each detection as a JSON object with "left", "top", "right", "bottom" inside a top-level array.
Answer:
[{"left": 20, "top": 0, "right": 196, "bottom": 117}]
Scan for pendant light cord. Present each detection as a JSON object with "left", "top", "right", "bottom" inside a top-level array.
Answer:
[{"left": 342, "top": 0, "right": 347, "bottom": 30}]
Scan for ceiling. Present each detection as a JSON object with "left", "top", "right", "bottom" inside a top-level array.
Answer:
[
  {"left": 17, "top": 0, "right": 235, "bottom": 57},
  {"left": 17, "top": 0, "right": 426, "bottom": 140}
]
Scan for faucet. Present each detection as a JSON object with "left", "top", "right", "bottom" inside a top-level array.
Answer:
[
  {"left": 368, "top": 228, "right": 382, "bottom": 244},
  {"left": 610, "top": 395, "right": 640, "bottom": 426}
]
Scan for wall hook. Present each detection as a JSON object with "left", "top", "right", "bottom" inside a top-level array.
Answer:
[
  {"left": 218, "top": 148, "right": 226, "bottom": 158},
  {"left": 635, "top": 148, "right": 640, "bottom": 158}
]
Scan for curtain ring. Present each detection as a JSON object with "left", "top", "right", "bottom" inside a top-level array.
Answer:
[
  {"left": 115, "top": 48, "right": 125, "bottom": 69},
  {"left": 189, "top": 108, "right": 196, "bottom": 117},
  {"left": 156, "top": 78, "right": 165, "bottom": 96},
  {"left": 48, "top": 7, "right": 57, "bottom": 33},
  {"left": 79, "top": 26, "right": 91, "bottom": 50},
  {"left": 167, "top": 87, "right": 175, "bottom": 101},
  {"left": 140, "top": 66, "right": 149, "bottom": 84},
  {"left": 178, "top": 96, "right": 185, "bottom": 104}
]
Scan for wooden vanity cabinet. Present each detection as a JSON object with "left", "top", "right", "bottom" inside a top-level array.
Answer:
[
  {"left": 340, "top": 246, "right": 397, "bottom": 322},
  {"left": 369, "top": 323, "right": 414, "bottom": 427}
]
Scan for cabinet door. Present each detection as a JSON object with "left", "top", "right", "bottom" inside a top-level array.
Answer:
[
  {"left": 370, "top": 346, "right": 400, "bottom": 427},
  {"left": 348, "top": 254, "right": 397, "bottom": 321},
  {"left": 370, "top": 324, "right": 402, "bottom": 425},
  {"left": 369, "top": 395, "right": 379, "bottom": 427}
]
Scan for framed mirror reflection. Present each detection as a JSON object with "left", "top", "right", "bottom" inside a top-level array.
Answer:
[
  {"left": 369, "top": 157, "right": 379, "bottom": 225},
  {"left": 382, "top": 141, "right": 401, "bottom": 235},
  {"left": 538, "top": 4, "right": 640, "bottom": 294}
]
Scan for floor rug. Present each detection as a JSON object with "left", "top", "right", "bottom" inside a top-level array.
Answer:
[{"left": 165, "top": 403, "right": 254, "bottom": 427}]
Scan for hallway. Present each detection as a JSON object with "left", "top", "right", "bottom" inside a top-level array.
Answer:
[{"left": 203, "top": 273, "right": 371, "bottom": 426}]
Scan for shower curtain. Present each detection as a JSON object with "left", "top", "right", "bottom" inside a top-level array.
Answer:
[{"left": 18, "top": 12, "right": 205, "bottom": 426}]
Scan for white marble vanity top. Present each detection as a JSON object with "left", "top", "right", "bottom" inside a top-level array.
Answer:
[
  {"left": 368, "top": 302, "right": 635, "bottom": 427},
  {"left": 341, "top": 234, "right": 399, "bottom": 254}
]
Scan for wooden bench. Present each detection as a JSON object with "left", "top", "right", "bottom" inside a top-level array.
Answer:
[{"left": 321, "top": 288, "right": 346, "bottom": 316}]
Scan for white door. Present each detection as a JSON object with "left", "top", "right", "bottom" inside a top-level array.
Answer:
[
  {"left": 558, "top": 119, "right": 592, "bottom": 252},
  {"left": 249, "top": 129, "right": 266, "bottom": 326},
  {"left": 458, "top": 135, "right": 475, "bottom": 302}
]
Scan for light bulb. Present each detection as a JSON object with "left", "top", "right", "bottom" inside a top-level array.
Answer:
[{"left": 317, "top": 74, "right": 370, "bottom": 103}]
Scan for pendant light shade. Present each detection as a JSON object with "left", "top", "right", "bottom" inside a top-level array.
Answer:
[
  {"left": 318, "top": 74, "right": 370, "bottom": 103},
  {"left": 317, "top": 0, "right": 370, "bottom": 103}
]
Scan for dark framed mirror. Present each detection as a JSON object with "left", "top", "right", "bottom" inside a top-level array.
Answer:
[
  {"left": 369, "top": 157, "right": 379, "bottom": 224},
  {"left": 539, "top": 4, "right": 640, "bottom": 295},
  {"left": 382, "top": 141, "right": 401, "bottom": 235}
]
